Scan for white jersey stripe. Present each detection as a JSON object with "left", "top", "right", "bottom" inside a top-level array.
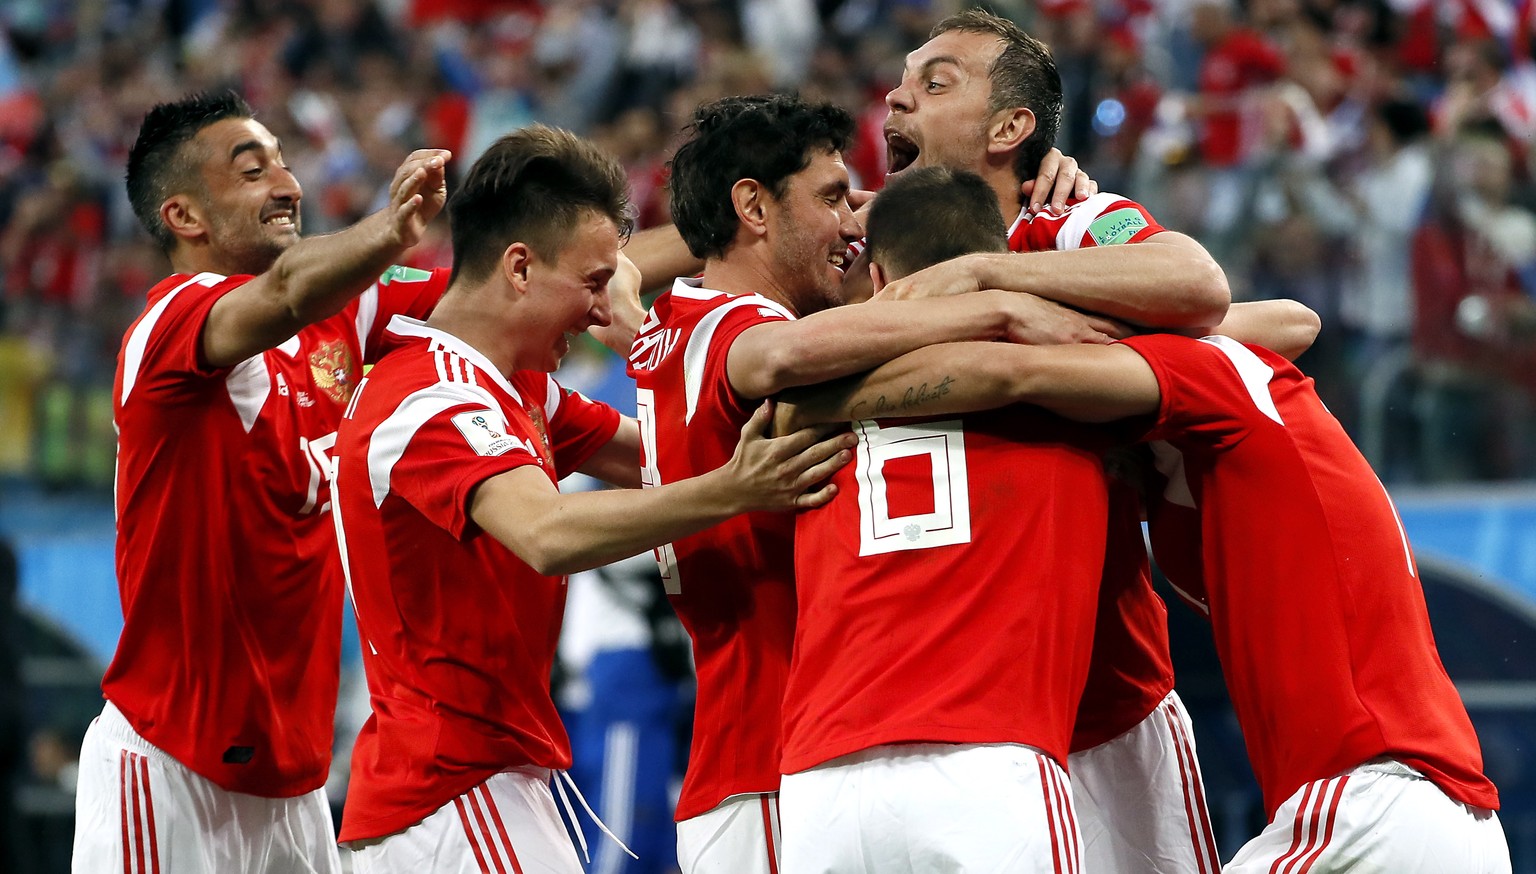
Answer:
[
  {"left": 680, "top": 295, "right": 795, "bottom": 425},
  {"left": 1054, "top": 191, "right": 1123, "bottom": 251},
  {"left": 367, "top": 381, "right": 506, "bottom": 507},
  {"left": 225, "top": 354, "right": 273, "bottom": 433},
  {"left": 543, "top": 375, "right": 562, "bottom": 423},
  {"left": 120, "top": 272, "right": 224, "bottom": 404},
  {"left": 354, "top": 285, "right": 380, "bottom": 362}
]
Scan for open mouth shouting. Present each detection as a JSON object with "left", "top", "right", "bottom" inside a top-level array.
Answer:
[{"left": 885, "top": 128, "right": 920, "bottom": 175}]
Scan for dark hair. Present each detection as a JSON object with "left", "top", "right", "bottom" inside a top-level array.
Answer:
[
  {"left": 126, "top": 90, "right": 255, "bottom": 251},
  {"left": 931, "top": 9, "right": 1062, "bottom": 183},
  {"left": 669, "top": 94, "right": 855, "bottom": 260},
  {"left": 448, "top": 124, "right": 633, "bottom": 285},
  {"left": 1377, "top": 98, "right": 1429, "bottom": 145},
  {"left": 867, "top": 166, "right": 1008, "bottom": 280}
]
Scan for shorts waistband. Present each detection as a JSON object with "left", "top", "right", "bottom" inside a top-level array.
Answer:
[
  {"left": 94, "top": 701, "right": 184, "bottom": 772},
  {"left": 1353, "top": 758, "right": 1425, "bottom": 780}
]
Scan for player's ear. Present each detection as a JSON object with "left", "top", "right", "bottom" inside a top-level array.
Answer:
[
  {"left": 161, "top": 194, "right": 207, "bottom": 244},
  {"left": 988, "top": 106, "right": 1036, "bottom": 157},
  {"left": 502, "top": 242, "right": 533, "bottom": 296},
  {"left": 869, "top": 261, "right": 888, "bottom": 295},
  {"left": 731, "top": 179, "right": 770, "bottom": 238}
]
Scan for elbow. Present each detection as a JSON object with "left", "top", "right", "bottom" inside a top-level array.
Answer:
[
  {"left": 1281, "top": 301, "right": 1323, "bottom": 360},
  {"left": 1186, "top": 259, "right": 1231, "bottom": 326},
  {"left": 518, "top": 538, "right": 585, "bottom": 577}
]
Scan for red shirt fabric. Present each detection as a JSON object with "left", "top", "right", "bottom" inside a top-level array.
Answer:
[
  {"left": 1125, "top": 333, "right": 1501, "bottom": 818},
  {"left": 1008, "top": 197, "right": 1177, "bottom": 752},
  {"left": 783, "top": 409, "right": 1113, "bottom": 772},
  {"left": 335, "top": 316, "right": 620, "bottom": 841},
  {"left": 626, "top": 278, "right": 799, "bottom": 821},
  {"left": 106, "top": 266, "right": 447, "bottom": 797},
  {"left": 1197, "top": 29, "right": 1287, "bottom": 167}
]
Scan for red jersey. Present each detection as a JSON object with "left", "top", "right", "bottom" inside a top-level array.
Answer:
[
  {"left": 334, "top": 316, "right": 620, "bottom": 841},
  {"left": 625, "top": 279, "right": 799, "bottom": 821},
  {"left": 107, "top": 265, "right": 446, "bottom": 797},
  {"left": 784, "top": 409, "right": 1112, "bottom": 772},
  {"left": 1008, "top": 196, "right": 1177, "bottom": 751},
  {"left": 1126, "top": 333, "right": 1500, "bottom": 817}
]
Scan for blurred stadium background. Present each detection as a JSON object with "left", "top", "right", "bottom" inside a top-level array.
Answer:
[{"left": 0, "top": 0, "right": 1533, "bottom": 871}]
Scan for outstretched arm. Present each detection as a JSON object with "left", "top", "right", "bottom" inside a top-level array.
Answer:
[
  {"left": 775, "top": 341, "right": 1161, "bottom": 432},
  {"left": 877, "top": 230, "right": 1230, "bottom": 329},
  {"left": 622, "top": 224, "right": 703, "bottom": 294},
  {"left": 726, "top": 290, "right": 1120, "bottom": 401},
  {"left": 471, "top": 403, "right": 854, "bottom": 576},
  {"left": 202, "top": 149, "right": 450, "bottom": 368},
  {"left": 1192, "top": 299, "right": 1320, "bottom": 361}
]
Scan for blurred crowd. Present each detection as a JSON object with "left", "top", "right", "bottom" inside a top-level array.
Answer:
[{"left": 1, "top": 0, "right": 1535, "bottom": 486}]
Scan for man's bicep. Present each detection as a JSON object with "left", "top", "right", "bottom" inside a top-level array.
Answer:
[
  {"left": 469, "top": 466, "right": 562, "bottom": 551},
  {"left": 576, "top": 416, "right": 641, "bottom": 488},
  {"left": 722, "top": 320, "right": 791, "bottom": 400},
  {"left": 1023, "top": 344, "right": 1162, "bottom": 423},
  {"left": 200, "top": 272, "right": 306, "bottom": 369}
]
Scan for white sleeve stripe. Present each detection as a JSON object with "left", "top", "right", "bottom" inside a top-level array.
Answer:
[
  {"left": 354, "top": 285, "right": 380, "bottom": 361},
  {"left": 367, "top": 380, "right": 508, "bottom": 508},
  {"left": 543, "top": 376, "right": 562, "bottom": 421},
  {"left": 1197, "top": 335, "right": 1283, "bottom": 425},
  {"left": 1055, "top": 191, "right": 1124, "bottom": 251},
  {"left": 120, "top": 272, "right": 226, "bottom": 404},
  {"left": 224, "top": 353, "right": 271, "bottom": 433},
  {"left": 682, "top": 297, "right": 793, "bottom": 425},
  {"left": 433, "top": 347, "right": 449, "bottom": 385}
]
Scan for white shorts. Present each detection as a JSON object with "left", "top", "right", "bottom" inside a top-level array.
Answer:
[
  {"left": 1225, "top": 759, "right": 1512, "bottom": 874},
  {"left": 72, "top": 701, "right": 341, "bottom": 874},
  {"left": 675, "top": 792, "right": 781, "bottom": 874},
  {"left": 779, "top": 742, "right": 1083, "bottom": 874},
  {"left": 1070, "top": 691, "right": 1221, "bottom": 874},
  {"left": 347, "top": 767, "right": 586, "bottom": 874}
]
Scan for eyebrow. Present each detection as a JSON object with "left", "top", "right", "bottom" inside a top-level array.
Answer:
[
  {"left": 229, "top": 138, "right": 281, "bottom": 163},
  {"left": 903, "top": 55, "right": 965, "bottom": 79}
]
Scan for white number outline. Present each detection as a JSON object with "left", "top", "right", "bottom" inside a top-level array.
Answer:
[
  {"left": 636, "top": 388, "right": 681, "bottom": 592},
  {"left": 853, "top": 418, "right": 972, "bottom": 556}
]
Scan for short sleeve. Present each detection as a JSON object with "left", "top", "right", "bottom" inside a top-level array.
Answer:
[
  {"left": 1008, "top": 191, "right": 1166, "bottom": 253},
  {"left": 356, "top": 266, "right": 452, "bottom": 365},
  {"left": 376, "top": 385, "right": 545, "bottom": 540},
  {"left": 120, "top": 273, "right": 253, "bottom": 405},
  {"left": 696, "top": 304, "right": 792, "bottom": 423},
  {"left": 540, "top": 376, "right": 623, "bottom": 478},
  {"left": 1120, "top": 333, "right": 1289, "bottom": 451}
]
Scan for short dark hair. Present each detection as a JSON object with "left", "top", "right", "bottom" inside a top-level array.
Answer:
[
  {"left": 669, "top": 94, "right": 855, "bottom": 260},
  {"left": 931, "top": 9, "right": 1062, "bottom": 183},
  {"left": 867, "top": 166, "right": 1007, "bottom": 280},
  {"left": 126, "top": 90, "right": 255, "bottom": 251},
  {"left": 448, "top": 124, "right": 633, "bottom": 285}
]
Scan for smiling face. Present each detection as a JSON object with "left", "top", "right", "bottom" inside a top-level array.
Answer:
[
  {"left": 518, "top": 210, "right": 620, "bottom": 372},
  {"left": 189, "top": 117, "right": 302, "bottom": 275},
  {"left": 884, "top": 29, "right": 1005, "bottom": 180},
  {"left": 765, "top": 148, "right": 862, "bottom": 316}
]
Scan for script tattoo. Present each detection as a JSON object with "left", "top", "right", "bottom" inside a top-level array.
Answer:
[{"left": 851, "top": 375, "right": 957, "bottom": 419}]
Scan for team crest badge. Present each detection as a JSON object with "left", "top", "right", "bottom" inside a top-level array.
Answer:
[{"left": 308, "top": 340, "right": 357, "bottom": 405}]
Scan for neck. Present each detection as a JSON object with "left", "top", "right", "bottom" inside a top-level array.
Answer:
[
  {"left": 982, "top": 162, "right": 1028, "bottom": 221},
  {"left": 699, "top": 251, "right": 802, "bottom": 316},
  {"left": 425, "top": 282, "right": 521, "bottom": 377},
  {"left": 170, "top": 243, "right": 265, "bottom": 278}
]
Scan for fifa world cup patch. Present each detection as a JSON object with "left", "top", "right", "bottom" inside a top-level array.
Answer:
[
  {"left": 1088, "top": 208, "right": 1149, "bottom": 246},
  {"left": 451, "top": 409, "right": 539, "bottom": 459}
]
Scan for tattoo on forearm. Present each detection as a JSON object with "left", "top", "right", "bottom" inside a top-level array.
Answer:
[{"left": 850, "top": 375, "right": 956, "bottom": 419}]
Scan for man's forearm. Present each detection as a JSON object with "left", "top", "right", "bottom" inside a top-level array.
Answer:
[
  {"left": 624, "top": 224, "right": 703, "bottom": 294},
  {"left": 777, "top": 342, "right": 1020, "bottom": 430},
  {"left": 272, "top": 209, "right": 412, "bottom": 326},
  {"left": 734, "top": 294, "right": 1011, "bottom": 399},
  {"left": 475, "top": 467, "right": 746, "bottom": 577},
  {"left": 968, "top": 233, "right": 1230, "bottom": 327}
]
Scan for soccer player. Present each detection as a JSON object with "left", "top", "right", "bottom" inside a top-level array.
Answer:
[
  {"left": 625, "top": 93, "right": 1111, "bottom": 874},
  {"left": 74, "top": 90, "right": 450, "bottom": 873},
  {"left": 881, "top": 12, "right": 1232, "bottom": 870},
  {"left": 773, "top": 165, "right": 1128, "bottom": 874},
  {"left": 331, "top": 124, "right": 852, "bottom": 874},
  {"left": 783, "top": 166, "right": 1511, "bottom": 874}
]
